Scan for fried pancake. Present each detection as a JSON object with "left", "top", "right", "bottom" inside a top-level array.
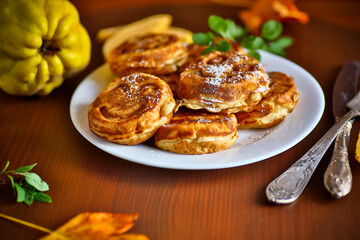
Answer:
[
  {"left": 108, "top": 33, "right": 188, "bottom": 76},
  {"left": 156, "top": 72, "right": 180, "bottom": 98},
  {"left": 235, "top": 72, "right": 299, "bottom": 129},
  {"left": 88, "top": 73, "right": 175, "bottom": 145},
  {"left": 155, "top": 109, "right": 238, "bottom": 154},
  {"left": 177, "top": 50, "right": 270, "bottom": 113},
  {"left": 180, "top": 41, "right": 246, "bottom": 71}
]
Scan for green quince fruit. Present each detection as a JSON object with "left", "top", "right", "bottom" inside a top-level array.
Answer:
[{"left": 0, "top": 0, "right": 91, "bottom": 96}]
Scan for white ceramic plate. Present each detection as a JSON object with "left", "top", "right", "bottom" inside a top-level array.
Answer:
[{"left": 70, "top": 51, "right": 325, "bottom": 170}]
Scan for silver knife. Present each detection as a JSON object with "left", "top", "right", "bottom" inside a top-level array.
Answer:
[{"left": 324, "top": 60, "right": 360, "bottom": 198}]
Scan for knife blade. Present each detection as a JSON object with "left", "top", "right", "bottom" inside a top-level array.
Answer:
[
  {"left": 332, "top": 61, "right": 359, "bottom": 118},
  {"left": 324, "top": 60, "right": 360, "bottom": 198}
]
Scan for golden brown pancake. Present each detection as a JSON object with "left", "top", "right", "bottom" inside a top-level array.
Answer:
[
  {"left": 88, "top": 73, "right": 175, "bottom": 145},
  {"left": 180, "top": 41, "right": 246, "bottom": 71},
  {"left": 108, "top": 33, "right": 188, "bottom": 76},
  {"left": 156, "top": 72, "right": 180, "bottom": 98},
  {"left": 177, "top": 50, "right": 270, "bottom": 113},
  {"left": 235, "top": 71, "right": 299, "bottom": 129},
  {"left": 155, "top": 109, "right": 238, "bottom": 154}
]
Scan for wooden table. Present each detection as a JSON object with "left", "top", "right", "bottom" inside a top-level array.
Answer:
[{"left": 1, "top": 2, "right": 360, "bottom": 240}]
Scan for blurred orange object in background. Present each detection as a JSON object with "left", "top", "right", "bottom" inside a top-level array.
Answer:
[{"left": 238, "top": 0, "right": 309, "bottom": 33}]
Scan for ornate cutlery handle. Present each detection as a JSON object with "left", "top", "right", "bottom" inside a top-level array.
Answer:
[
  {"left": 266, "top": 109, "right": 360, "bottom": 204},
  {"left": 324, "top": 120, "right": 353, "bottom": 198}
]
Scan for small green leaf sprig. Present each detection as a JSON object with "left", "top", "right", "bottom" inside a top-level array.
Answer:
[
  {"left": 0, "top": 161, "right": 52, "bottom": 205},
  {"left": 193, "top": 15, "right": 293, "bottom": 60},
  {"left": 193, "top": 15, "right": 245, "bottom": 54}
]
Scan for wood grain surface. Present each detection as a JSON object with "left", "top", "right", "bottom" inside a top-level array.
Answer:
[{"left": 1, "top": 1, "right": 360, "bottom": 240}]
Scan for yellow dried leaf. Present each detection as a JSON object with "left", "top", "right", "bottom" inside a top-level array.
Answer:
[
  {"left": 110, "top": 233, "right": 150, "bottom": 240},
  {"left": 355, "top": 130, "right": 360, "bottom": 163},
  {"left": 40, "top": 212, "right": 139, "bottom": 240},
  {"left": 272, "top": 0, "right": 309, "bottom": 23}
]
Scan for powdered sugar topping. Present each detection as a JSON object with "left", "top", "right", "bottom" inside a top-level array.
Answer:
[{"left": 193, "top": 52, "right": 268, "bottom": 88}]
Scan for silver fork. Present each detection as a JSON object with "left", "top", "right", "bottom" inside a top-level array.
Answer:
[{"left": 266, "top": 106, "right": 360, "bottom": 204}]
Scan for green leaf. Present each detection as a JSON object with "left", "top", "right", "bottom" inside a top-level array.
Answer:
[
  {"left": 13, "top": 163, "right": 37, "bottom": 173},
  {"left": 247, "top": 51, "right": 261, "bottom": 61},
  {"left": 193, "top": 32, "right": 215, "bottom": 46},
  {"left": 208, "top": 15, "right": 245, "bottom": 41},
  {"left": 23, "top": 172, "right": 49, "bottom": 191},
  {"left": 261, "top": 20, "right": 283, "bottom": 41},
  {"left": 24, "top": 191, "right": 35, "bottom": 205},
  {"left": 34, "top": 192, "right": 52, "bottom": 203},
  {"left": 1, "top": 161, "right": 10, "bottom": 173},
  {"left": 24, "top": 183, "right": 36, "bottom": 205},
  {"left": 267, "top": 36, "right": 293, "bottom": 56},
  {"left": 214, "top": 40, "right": 231, "bottom": 52},
  {"left": 269, "top": 36, "right": 293, "bottom": 50},
  {"left": 242, "top": 35, "right": 266, "bottom": 50},
  {"left": 14, "top": 183, "right": 26, "bottom": 203},
  {"left": 208, "top": 15, "right": 227, "bottom": 36},
  {"left": 194, "top": 15, "right": 293, "bottom": 60},
  {"left": 202, "top": 45, "right": 216, "bottom": 55},
  {"left": 24, "top": 196, "right": 34, "bottom": 205},
  {"left": 7, "top": 174, "right": 15, "bottom": 190},
  {"left": 227, "top": 21, "right": 245, "bottom": 40}
]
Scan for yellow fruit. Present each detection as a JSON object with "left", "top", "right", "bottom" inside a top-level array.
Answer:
[
  {"left": 0, "top": 0, "right": 91, "bottom": 96},
  {"left": 102, "top": 14, "right": 172, "bottom": 60}
]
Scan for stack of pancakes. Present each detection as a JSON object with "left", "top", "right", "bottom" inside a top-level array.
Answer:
[{"left": 88, "top": 33, "right": 299, "bottom": 154}]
